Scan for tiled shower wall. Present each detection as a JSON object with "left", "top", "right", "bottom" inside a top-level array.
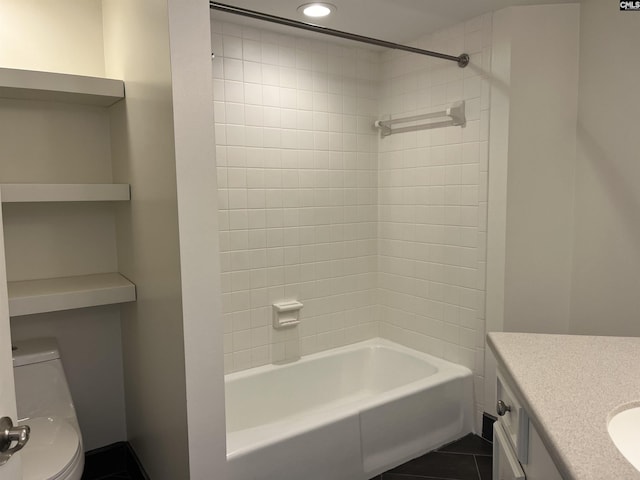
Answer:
[
  {"left": 377, "top": 15, "right": 492, "bottom": 420},
  {"left": 212, "top": 15, "right": 491, "bottom": 421},
  {"left": 212, "top": 20, "right": 380, "bottom": 373}
]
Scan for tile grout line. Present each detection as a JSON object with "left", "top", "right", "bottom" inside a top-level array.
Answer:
[
  {"left": 379, "top": 434, "right": 492, "bottom": 479},
  {"left": 383, "top": 452, "right": 481, "bottom": 480},
  {"left": 384, "top": 472, "right": 472, "bottom": 480},
  {"left": 438, "top": 450, "right": 493, "bottom": 456},
  {"left": 473, "top": 454, "right": 482, "bottom": 480}
]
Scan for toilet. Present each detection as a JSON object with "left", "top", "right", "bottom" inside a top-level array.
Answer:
[{"left": 12, "top": 338, "right": 84, "bottom": 480}]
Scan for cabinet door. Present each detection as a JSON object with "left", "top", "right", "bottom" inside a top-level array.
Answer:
[
  {"left": 493, "top": 422, "right": 526, "bottom": 480},
  {"left": 522, "top": 423, "right": 563, "bottom": 480},
  {"left": 0, "top": 189, "right": 21, "bottom": 479}
]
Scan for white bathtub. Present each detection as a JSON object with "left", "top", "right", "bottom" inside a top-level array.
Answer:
[{"left": 225, "top": 338, "right": 474, "bottom": 480}]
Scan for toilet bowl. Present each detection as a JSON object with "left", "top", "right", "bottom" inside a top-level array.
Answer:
[{"left": 12, "top": 338, "right": 84, "bottom": 480}]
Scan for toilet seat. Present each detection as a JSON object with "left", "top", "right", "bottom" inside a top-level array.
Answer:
[{"left": 19, "top": 416, "right": 82, "bottom": 480}]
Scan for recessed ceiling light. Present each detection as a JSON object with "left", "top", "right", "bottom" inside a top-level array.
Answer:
[{"left": 298, "top": 3, "right": 336, "bottom": 18}]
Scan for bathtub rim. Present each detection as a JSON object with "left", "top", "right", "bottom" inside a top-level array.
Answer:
[{"left": 224, "top": 337, "right": 472, "bottom": 383}]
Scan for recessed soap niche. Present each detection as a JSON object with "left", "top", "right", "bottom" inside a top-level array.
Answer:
[{"left": 273, "top": 300, "right": 304, "bottom": 329}]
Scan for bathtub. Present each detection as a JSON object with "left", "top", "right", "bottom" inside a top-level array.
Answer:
[{"left": 225, "top": 338, "right": 474, "bottom": 480}]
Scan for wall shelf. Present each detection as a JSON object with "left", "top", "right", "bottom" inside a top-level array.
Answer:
[
  {"left": 8, "top": 273, "right": 136, "bottom": 317},
  {"left": 0, "top": 184, "right": 131, "bottom": 203},
  {"left": 0, "top": 68, "right": 124, "bottom": 106}
]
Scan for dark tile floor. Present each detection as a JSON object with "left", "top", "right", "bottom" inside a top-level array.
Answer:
[
  {"left": 81, "top": 442, "right": 148, "bottom": 480},
  {"left": 83, "top": 434, "right": 491, "bottom": 480},
  {"left": 370, "top": 434, "right": 493, "bottom": 480}
]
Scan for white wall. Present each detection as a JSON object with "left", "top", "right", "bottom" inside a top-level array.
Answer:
[
  {"left": 570, "top": 0, "right": 640, "bottom": 337},
  {"left": 167, "top": 1, "right": 227, "bottom": 477},
  {"left": 103, "top": 1, "right": 227, "bottom": 478},
  {"left": 212, "top": 19, "right": 380, "bottom": 372},
  {"left": 485, "top": 3, "right": 580, "bottom": 413},
  {"left": 102, "top": 0, "right": 190, "bottom": 477},
  {"left": 0, "top": 0, "right": 105, "bottom": 76},
  {"left": 377, "top": 14, "right": 492, "bottom": 427},
  {"left": 487, "top": 4, "right": 580, "bottom": 337},
  {"left": 503, "top": 4, "right": 579, "bottom": 335}
]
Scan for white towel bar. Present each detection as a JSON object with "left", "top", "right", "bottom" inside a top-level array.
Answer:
[{"left": 374, "top": 101, "right": 466, "bottom": 137}]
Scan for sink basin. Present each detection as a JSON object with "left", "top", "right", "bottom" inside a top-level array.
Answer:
[{"left": 608, "top": 406, "right": 640, "bottom": 471}]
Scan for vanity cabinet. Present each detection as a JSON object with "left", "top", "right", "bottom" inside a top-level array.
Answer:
[{"left": 493, "top": 371, "right": 562, "bottom": 480}]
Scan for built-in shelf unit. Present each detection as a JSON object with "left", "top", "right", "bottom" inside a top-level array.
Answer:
[{"left": 0, "top": 67, "right": 134, "bottom": 316}]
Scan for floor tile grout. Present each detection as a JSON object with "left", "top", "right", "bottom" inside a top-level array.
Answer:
[
  {"left": 384, "top": 474, "right": 473, "bottom": 480},
  {"left": 380, "top": 434, "right": 492, "bottom": 480},
  {"left": 473, "top": 455, "right": 482, "bottom": 480},
  {"left": 437, "top": 450, "right": 493, "bottom": 456}
]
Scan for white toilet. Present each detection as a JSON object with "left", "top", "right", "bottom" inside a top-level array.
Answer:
[{"left": 12, "top": 338, "right": 84, "bottom": 480}]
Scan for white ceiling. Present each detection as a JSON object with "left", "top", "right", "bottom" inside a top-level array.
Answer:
[{"left": 212, "top": 0, "right": 579, "bottom": 45}]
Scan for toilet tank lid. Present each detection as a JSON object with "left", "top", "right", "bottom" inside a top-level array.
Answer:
[{"left": 13, "top": 338, "right": 60, "bottom": 367}]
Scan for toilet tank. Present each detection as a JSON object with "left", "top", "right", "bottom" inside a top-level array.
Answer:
[{"left": 12, "top": 338, "right": 77, "bottom": 422}]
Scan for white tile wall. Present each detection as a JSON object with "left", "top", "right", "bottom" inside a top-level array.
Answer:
[
  {"left": 376, "top": 14, "right": 492, "bottom": 422},
  {"left": 212, "top": 15, "right": 491, "bottom": 423},
  {"left": 212, "top": 20, "right": 381, "bottom": 373}
]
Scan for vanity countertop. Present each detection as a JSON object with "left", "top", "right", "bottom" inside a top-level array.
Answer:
[{"left": 487, "top": 332, "right": 640, "bottom": 480}]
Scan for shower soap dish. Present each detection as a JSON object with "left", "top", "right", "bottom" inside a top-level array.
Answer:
[{"left": 272, "top": 300, "right": 303, "bottom": 329}]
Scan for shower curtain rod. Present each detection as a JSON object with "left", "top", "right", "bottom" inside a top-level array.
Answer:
[{"left": 209, "top": 2, "right": 470, "bottom": 68}]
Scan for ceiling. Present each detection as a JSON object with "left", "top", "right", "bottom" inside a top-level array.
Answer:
[{"left": 211, "top": 0, "right": 579, "bottom": 45}]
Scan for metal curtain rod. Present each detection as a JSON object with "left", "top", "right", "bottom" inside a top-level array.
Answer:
[{"left": 209, "top": 2, "right": 470, "bottom": 68}]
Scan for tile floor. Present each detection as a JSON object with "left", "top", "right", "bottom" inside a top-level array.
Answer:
[
  {"left": 81, "top": 442, "right": 148, "bottom": 480},
  {"left": 371, "top": 434, "right": 493, "bottom": 480},
  {"left": 82, "top": 433, "right": 492, "bottom": 480}
]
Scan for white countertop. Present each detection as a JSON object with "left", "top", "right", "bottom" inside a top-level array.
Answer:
[{"left": 487, "top": 332, "right": 640, "bottom": 480}]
